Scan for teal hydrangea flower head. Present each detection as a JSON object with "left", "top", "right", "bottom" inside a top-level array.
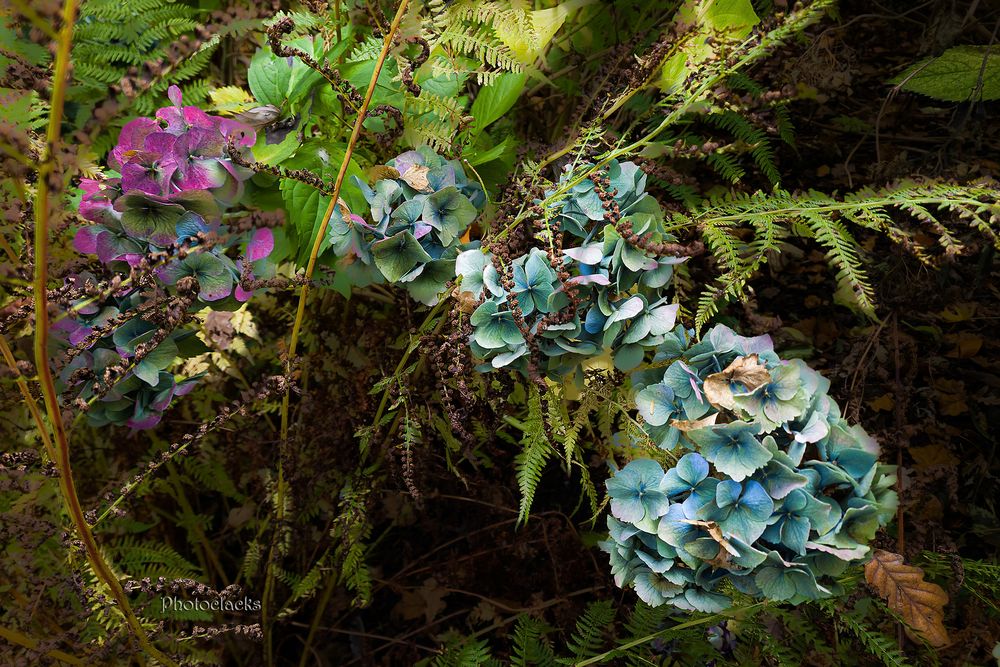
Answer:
[
  {"left": 459, "top": 159, "right": 686, "bottom": 376},
  {"left": 342, "top": 146, "right": 486, "bottom": 305},
  {"left": 599, "top": 324, "right": 897, "bottom": 609}
]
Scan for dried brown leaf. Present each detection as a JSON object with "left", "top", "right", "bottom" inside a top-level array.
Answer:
[
  {"left": 368, "top": 165, "right": 401, "bottom": 183},
  {"left": 670, "top": 413, "right": 719, "bottom": 431},
  {"left": 680, "top": 519, "right": 740, "bottom": 569},
  {"left": 865, "top": 549, "right": 950, "bottom": 647},
  {"left": 703, "top": 354, "right": 771, "bottom": 410},
  {"left": 401, "top": 165, "right": 432, "bottom": 192}
]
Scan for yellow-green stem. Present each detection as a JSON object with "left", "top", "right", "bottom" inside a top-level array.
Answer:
[
  {"left": 265, "top": 1, "right": 411, "bottom": 662},
  {"left": 31, "top": 2, "right": 178, "bottom": 664}
]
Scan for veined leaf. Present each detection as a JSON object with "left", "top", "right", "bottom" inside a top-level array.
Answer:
[
  {"left": 865, "top": 549, "right": 950, "bottom": 647},
  {"left": 892, "top": 46, "right": 1000, "bottom": 102},
  {"left": 469, "top": 71, "right": 526, "bottom": 134}
]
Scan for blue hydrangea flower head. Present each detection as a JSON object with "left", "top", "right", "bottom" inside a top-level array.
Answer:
[{"left": 602, "top": 323, "right": 897, "bottom": 610}]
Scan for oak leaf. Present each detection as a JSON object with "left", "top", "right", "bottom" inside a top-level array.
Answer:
[{"left": 865, "top": 549, "right": 950, "bottom": 647}]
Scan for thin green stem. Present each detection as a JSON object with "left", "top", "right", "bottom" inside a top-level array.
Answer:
[{"left": 0, "top": 334, "right": 56, "bottom": 462}]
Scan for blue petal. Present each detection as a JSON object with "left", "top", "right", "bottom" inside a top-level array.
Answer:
[
  {"left": 675, "top": 452, "right": 709, "bottom": 486},
  {"left": 610, "top": 496, "right": 646, "bottom": 523},
  {"left": 716, "top": 480, "right": 743, "bottom": 509},
  {"left": 739, "top": 481, "right": 775, "bottom": 521},
  {"left": 636, "top": 383, "right": 675, "bottom": 427}
]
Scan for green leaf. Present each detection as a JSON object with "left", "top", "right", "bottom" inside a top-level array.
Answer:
[
  {"left": 470, "top": 72, "right": 526, "bottom": 135},
  {"left": 252, "top": 127, "right": 300, "bottom": 165},
  {"left": 495, "top": 0, "right": 597, "bottom": 64},
  {"left": 703, "top": 0, "right": 760, "bottom": 35},
  {"left": 423, "top": 187, "right": 477, "bottom": 245},
  {"left": 892, "top": 46, "right": 1000, "bottom": 102},
  {"left": 371, "top": 231, "right": 432, "bottom": 282},
  {"left": 286, "top": 36, "right": 325, "bottom": 104},
  {"left": 248, "top": 46, "right": 292, "bottom": 107},
  {"left": 464, "top": 134, "right": 516, "bottom": 166},
  {"left": 279, "top": 144, "right": 365, "bottom": 266},
  {"left": 281, "top": 179, "right": 331, "bottom": 266}
]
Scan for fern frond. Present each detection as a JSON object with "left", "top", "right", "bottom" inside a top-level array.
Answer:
[
  {"left": 511, "top": 615, "right": 556, "bottom": 667},
  {"left": 515, "top": 387, "right": 554, "bottom": 526},
  {"left": 106, "top": 537, "right": 201, "bottom": 579},
  {"left": 833, "top": 611, "right": 914, "bottom": 667},
  {"left": 561, "top": 600, "right": 614, "bottom": 661},
  {"left": 688, "top": 181, "right": 999, "bottom": 328},
  {"left": 433, "top": 637, "right": 494, "bottom": 666}
]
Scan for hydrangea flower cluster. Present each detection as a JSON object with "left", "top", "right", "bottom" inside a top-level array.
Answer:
[
  {"left": 337, "top": 147, "right": 486, "bottom": 305},
  {"left": 74, "top": 85, "right": 269, "bottom": 303},
  {"left": 63, "top": 86, "right": 274, "bottom": 429},
  {"left": 457, "top": 161, "right": 686, "bottom": 376},
  {"left": 56, "top": 276, "right": 203, "bottom": 429},
  {"left": 599, "top": 324, "right": 897, "bottom": 610}
]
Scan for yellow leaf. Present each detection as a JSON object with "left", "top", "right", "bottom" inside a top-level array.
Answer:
[
  {"left": 865, "top": 549, "right": 950, "bottom": 647},
  {"left": 867, "top": 393, "right": 895, "bottom": 412},
  {"left": 936, "top": 302, "right": 977, "bottom": 323},
  {"left": 944, "top": 332, "right": 982, "bottom": 358},
  {"left": 909, "top": 445, "right": 958, "bottom": 469},
  {"left": 932, "top": 378, "right": 968, "bottom": 416},
  {"left": 208, "top": 86, "right": 256, "bottom": 115},
  {"left": 494, "top": 0, "right": 597, "bottom": 64}
]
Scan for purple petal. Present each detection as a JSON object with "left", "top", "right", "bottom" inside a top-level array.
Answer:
[
  {"left": 167, "top": 84, "right": 183, "bottom": 107},
  {"left": 220, "top": 118, "right": 256, "bottom": 146},
  {"left": 128, "top": 412, "right": 162, "bottom": 430},
  {"left": 155, "top": 259, "right": 186, "bottom": 285},
  {"left": 143, "top": 132, "right": 177, "bottom": 155},
  {"left": 183, "top": 106, "right": 220, "bottom": 131},
  {"left": 566, "top": 273, "right": 611, "bottom": 286},
  {"left": 348, "top": 213, "right": 372, "bottom": 229},
  {"left": 69, "top": 326, "right": 93, "bottom": 347},
  {"left": 156, "top": 105, "right": 219, "bottom": 134},
  {"left": 392, "top": 150, "right": 424, "bottom": 175},
  {"left": 121, "top": 162, "right": 164, "bottom": 195},
  {"left": 412, "top": 222, "right": 433, "bottom": 239},
  {"left": 73, "top": 225, "right": 102, "bottom": 254},
  {"left": 173, "top": 159, "right": 228, "bottom": 190},
  {"left": 150, "top": 386, "right": 176, "bottom": 412},
  {"left": 234, "top": 284, "right": 253, "bottom": 302},
  {"left": 175, "top": 379, "right": 198, "bottom": 397},
  {"left": 95, "top": 233, "right": 130, "bottom": 264},
  {"left": 247, "top": 228, "right": 274, "bottom": 261},
  {"left": 170, "top": 127, "right": 224, "bottom": 160},
  {"left": 111, "top": 118, "right": 159, "bottom": 170},
  {"left": 78, "top": 178, "right": 120, "bottom": 223}
]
